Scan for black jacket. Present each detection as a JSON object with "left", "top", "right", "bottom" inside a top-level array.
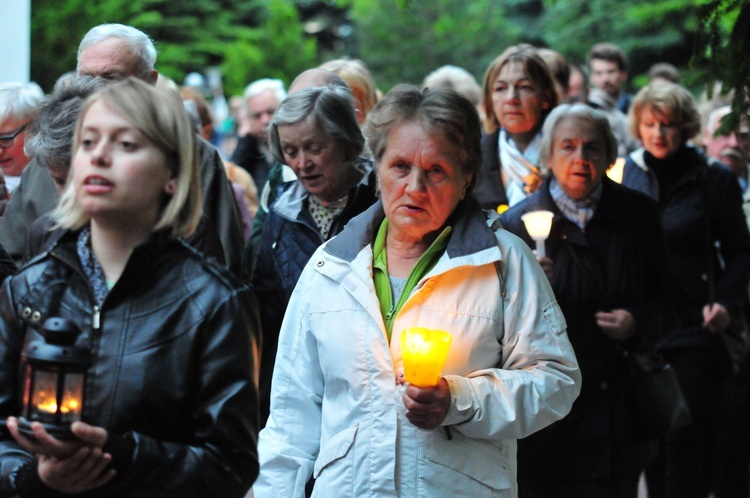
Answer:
[
  {"left": 622, "top": 146, "right": 750, "bottom": 351},
  {"left": 502, "top": 177, "right": 669, "bottom": 481},
  {"left": 473, "top": 130, "right": 510, "bottom": 211},
  {"left": 0, "top": 230, "right": 260, "bottom": 497}
]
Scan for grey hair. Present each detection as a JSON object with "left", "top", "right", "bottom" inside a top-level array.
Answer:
[
  {"left": 706, "top": 105, "right": 731, "bottom": 135},
  {"left": 77, "top": 24, "right": 157, "bottom": 75},
  {"left": 539, "top": 103, "right": 619, "bottom": 168},
  {"left": 268, "top": 85, "right": 364, "bottom": 165},
  {"left": 422, "top": 65, "right": 482, "bottom": 107},
  {"left": 243, "top": 78, "right": 287, "bottom": 103},
  {"left": 365, "top": 84, "right": 483, "bottom": 192},
  {"left": 0, "top": 82, "right": 44, "bottom": 122},
  {"left": 24, "top": 76, "right": 107, "bottom": 171}
]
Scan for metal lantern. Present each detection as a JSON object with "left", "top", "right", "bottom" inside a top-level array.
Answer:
[{"left": 18, "top": 318, "right": 91, "bottom": 439}]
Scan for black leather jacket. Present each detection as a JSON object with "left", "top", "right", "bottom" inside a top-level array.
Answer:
[{"left": 0, "top": 229, "right": 260, "bottom": 497}]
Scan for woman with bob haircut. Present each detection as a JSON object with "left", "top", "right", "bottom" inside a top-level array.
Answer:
[
  {"left": 622, "top": 82, "right": 750, "bottom": 498},
  {"left": 254, "top": 84, "right": 579, "bottom": 497},
  {"left": 474, "top": 44, "right": 560, "bottom": 211},
  {"left": 0, "top": 77, "right": 260, "bottom": 497}
]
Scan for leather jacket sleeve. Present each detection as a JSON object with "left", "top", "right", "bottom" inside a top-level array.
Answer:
[{"left": 106, "top": 287, "right": 260, "bottom": 497}]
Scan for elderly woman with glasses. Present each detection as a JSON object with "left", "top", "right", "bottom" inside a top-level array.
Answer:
[
  {"left": 0, "top": 82, "right": 44, "bottom": 194},
  {"left": 254, "top": 85, "right": 580, "bottom": 498}
]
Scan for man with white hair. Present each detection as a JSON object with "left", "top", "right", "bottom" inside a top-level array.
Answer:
[
  {"left": 704, "top": 105, "right": 749, "bottom": 187},
  {"left": 0, "top": 82, "right": 44, "bottom": 193},
  {"left": 0, "top": 24, "right": 244, "bottom": 275},
  {"left": 231, "top": 78, "right": 286, "bottom": 190}
]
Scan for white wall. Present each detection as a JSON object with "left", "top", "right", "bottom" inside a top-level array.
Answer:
[{"left": 0, "top": 0, "right": 31, "bottom": 83}]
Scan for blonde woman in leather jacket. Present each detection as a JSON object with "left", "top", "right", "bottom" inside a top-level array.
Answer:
[{"left": 0, "top": 78, "right": 260, "bottom": 497}]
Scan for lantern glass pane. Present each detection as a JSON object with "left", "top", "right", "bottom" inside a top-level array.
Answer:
[
  {"left": 29, "top": 369, "right": 59, "bottom": 423},
  {"left": 60, "top": 373, "right": 85, "bottom": 422}
]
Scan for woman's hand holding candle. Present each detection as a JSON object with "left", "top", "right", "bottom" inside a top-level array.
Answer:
[{"left": 402, "top": 379, "right": 451, "bottom": 430}]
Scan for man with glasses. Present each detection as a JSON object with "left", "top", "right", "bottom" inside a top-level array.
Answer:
[
  {"left": 0, "top": 24, "right": 243, "bottom": 276},
  {"left": 0, "top": 83, "right": 44, "bottom": 195}
]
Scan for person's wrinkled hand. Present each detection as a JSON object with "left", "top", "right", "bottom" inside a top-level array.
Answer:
[
  {"left": 703, "top": 303, "right": 731, "bottom": 334},
  {"left": 403, "top": 378, "right": 451, "bottom": 430},
  {"left": 596, "top": 309, "right": 636, "bottom": 342}
]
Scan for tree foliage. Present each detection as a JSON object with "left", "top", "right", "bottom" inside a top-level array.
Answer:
[
  {"left": 692, "top": 0, "right": 749, "bottom": 132},
  {"left": 30, "top": 0, "right": 315, "bottom": 94},
  {"left": 347, "top": 0, "right": 520, "bottom": 92}
]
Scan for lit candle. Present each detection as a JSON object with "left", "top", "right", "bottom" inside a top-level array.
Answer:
[
  {"left": 521, "top": 210, "right": 554, "bottom": 258},
  {"left": 401, "top": 327, "right": 452, "bottom": 387}
]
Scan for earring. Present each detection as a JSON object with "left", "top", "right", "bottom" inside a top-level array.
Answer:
[{"left": 165, "top": 181, "right": 176, "bottom": 194}]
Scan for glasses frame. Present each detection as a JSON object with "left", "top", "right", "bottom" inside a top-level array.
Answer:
[{"left": 0, "top": 125, "right": 26, "bottom": 149}]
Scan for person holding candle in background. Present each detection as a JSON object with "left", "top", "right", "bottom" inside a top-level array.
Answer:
[
  {"left": 501, "top": 104, "right": 671, "bottom": 496},
  {"left": 0, "top": 78, "right": 260, "bottom": 497},
  {"left": 621, "top": 82, "right": 750, "bottom": 498},
  {"left": 255, "top": 84, "right": 580, "bottom": 497}
]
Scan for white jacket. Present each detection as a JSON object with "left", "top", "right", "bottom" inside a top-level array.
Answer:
[{"left": 255, "top": 199, "right": 581, "bottom": 497}]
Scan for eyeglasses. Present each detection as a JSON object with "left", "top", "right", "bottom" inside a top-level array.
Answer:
[{"left": 0, "top": 125, "right": 26, "bottom": 149}]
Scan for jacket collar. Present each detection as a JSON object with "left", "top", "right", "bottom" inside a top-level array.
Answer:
[
  {"left": 273, "top": 158, "right": 374, "bottom": 221},
  {"left": 325, "top": 195, "right": 498, "bottom": 263}
]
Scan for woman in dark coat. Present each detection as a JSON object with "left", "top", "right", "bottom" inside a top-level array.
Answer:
[
  {"left": 502, "top": 103, "right": 671, "bottom": 497},
  {"left": 250, "top": 84, "right": 377, "bottom": 428},
  {"left": 621, "top": 82, "right": 750, "bottom": 498}
]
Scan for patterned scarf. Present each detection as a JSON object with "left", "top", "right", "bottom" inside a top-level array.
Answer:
[{"left": 498, "top": 129, "right": 544, "bottom": 207}]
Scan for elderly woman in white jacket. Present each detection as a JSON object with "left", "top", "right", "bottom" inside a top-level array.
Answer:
[{"left": 255, "top": 84, "right": 581, "bottom": 497}]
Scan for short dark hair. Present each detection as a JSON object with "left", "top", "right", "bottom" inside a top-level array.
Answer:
[
  {"left": 588, "top": 42, "right": 628, "bottom": 72},
  {"left": 648, "top": 62, "right": 680, "bottom": 84}
]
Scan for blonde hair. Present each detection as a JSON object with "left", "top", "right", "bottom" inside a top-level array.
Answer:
[
  {"left": 55, "top": 77, "right": 201, "bottom": 239},
  {"left": 628, "top": 82, "right": 702, "bottom": 142},
  {"left": 319, "top": 58, "right": 378, "bottom": 122}
]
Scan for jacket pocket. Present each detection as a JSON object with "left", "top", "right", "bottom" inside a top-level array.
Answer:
[
  {"left": 313, "top": 423, "right": 359, "bottom": 479},
  {"left": 543, "top": 300, "right": 567, "bottom": 335},
  {"left": 421, "top": 430, "right": 512, "bottom": 492}
]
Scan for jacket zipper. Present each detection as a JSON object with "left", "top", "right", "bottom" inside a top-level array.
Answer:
[{"left": 92, "top": 305, "right": 101, "bottom": 331}]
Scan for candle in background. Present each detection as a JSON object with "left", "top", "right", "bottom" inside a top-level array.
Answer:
[
  {"left": 521, "top": 210, "right": 554, "bottom": 258},
  {"left": 401, "top": 327, "right": 452, "bottom": 387}
]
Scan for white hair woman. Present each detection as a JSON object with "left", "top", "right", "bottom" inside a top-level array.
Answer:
[
  {"left": 502, "top": 103, "right": 670, "bottom": 496},
  {"left": 0, "top": 82, "right": 44, "bottom": 190},
  {"left": 0, "top": 78, "right": 259, "bottom": 497}
]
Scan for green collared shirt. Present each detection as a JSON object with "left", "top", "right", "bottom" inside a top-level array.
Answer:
[{"left": 372, "top": 218, "right": 452, "bottom": 342}]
